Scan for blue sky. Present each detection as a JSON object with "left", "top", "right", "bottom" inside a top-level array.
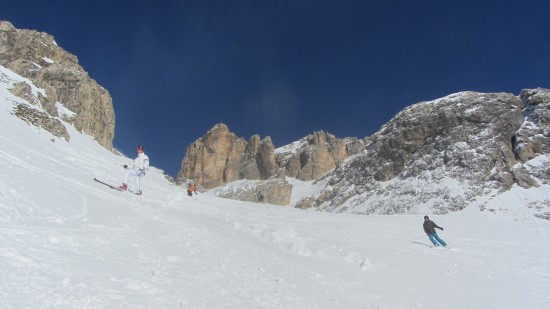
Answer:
[{"left": 2, "top": 0, "right": 549, "bottom": 177}]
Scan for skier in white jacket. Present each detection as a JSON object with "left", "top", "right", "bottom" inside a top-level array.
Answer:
[{"left": 118, "top": 145, "right": 149, "bottom": 195}]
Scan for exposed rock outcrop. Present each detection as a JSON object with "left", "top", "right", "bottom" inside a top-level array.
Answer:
[
  {"left": 176, "top": 88, "right": 550, "bottom": 216},
  {"left": 178, "top": 89, "right": 550, "bottom": 216},
  {"left": 208, "top": 172, "right": 293, "bottom": 206},
  {"left": 13, "top": 103, "right": 70, "bottom": 141},
  {"left": 513, "top": 88, "right": 550, "bottom": 163},
  {"left": 178, "top": 125, "right": 366, "bottom": 191},
  {"left": 177, "top": 124, "right": 277, "bottom": 189},
  {"left": 0, "top": 20, "right": 115, "bottom": 149},
  {"left": 275, "top": 131, "right": 366, "bottom": 181},
  {"left": 312, "top": 90, "right": 548, "bottom": 215}
]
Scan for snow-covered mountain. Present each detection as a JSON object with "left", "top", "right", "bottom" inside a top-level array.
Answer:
[
  {"left": 0, "top": 20, "right": 115, "bottom": 150},
  {"left": 314, "top": 90, "right": 550, "bottom": 216},
  {"left": 181, "top": 89, "right": 550, "bottom": 218},
  {"left": 2, "top": 65, "right": 550, "bottom": 308}
]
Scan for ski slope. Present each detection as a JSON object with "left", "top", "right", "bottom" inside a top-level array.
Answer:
[{"left": 1, "top": 66, "right": 550, "bottom": 308}]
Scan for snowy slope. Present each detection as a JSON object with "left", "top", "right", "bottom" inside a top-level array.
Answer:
[{"left": 1, "top": 65, "right": 550, "bottom": 308}]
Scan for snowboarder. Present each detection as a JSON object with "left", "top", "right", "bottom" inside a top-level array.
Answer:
[
  {"left": 257, "top": 190, "right": 265, "bottom": 203},
  {"left": 187, "top": 183, "right": 197, "bottom": 197},
  {"left": 423, "top": 215, "right": 447, "bottom": 247},
  {"left": 118, "top": 145, "right": 149, "bottom": 195}
]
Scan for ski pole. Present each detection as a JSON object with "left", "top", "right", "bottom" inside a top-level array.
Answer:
[{"left": 409, "top": 234, "right": 426, "bottom": 241}]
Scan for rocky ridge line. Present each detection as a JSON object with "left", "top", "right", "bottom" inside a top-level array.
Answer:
[{"left": 0, "top": 21, "right": 115, "bottom": 149}]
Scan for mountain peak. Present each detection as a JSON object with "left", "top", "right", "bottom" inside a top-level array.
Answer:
[{"left": 0, "top": 20, "right": 115, "bottom": 149}]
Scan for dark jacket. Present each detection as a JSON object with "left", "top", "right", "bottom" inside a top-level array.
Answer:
[{"left": 423, "top": 220, "right": 442, "bottom": 235}]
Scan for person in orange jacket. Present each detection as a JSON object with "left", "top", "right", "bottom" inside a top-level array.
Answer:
[{"left": 187, "top": 183, "right": 197, "bottom": 197}]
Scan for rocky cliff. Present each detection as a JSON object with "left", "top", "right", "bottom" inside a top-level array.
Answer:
[
  {"left": 178, "top": 125, "right": 365, "bottom": 189},
  {"left": 314, "top": 89, "right": 550, "bottom": 216},
  {"left": 0, "top": 21, "right": 115, "bottom": 149},
  {"left": 187, "top": 89, "right": 549, "bottom": 216},
  {"left": 177, "top": 123, "right": 278, "bottom": 189},
  {"left": 207, "top": 171, "right": 293, "bottom": 206},
  {"left": 275, "top": 131, "right": 366, "bottom": 181},
  {"left": 177, "top": 125, "right": 367, "bottom": 205},
  {"left": 513, "top": 88, "right": 550, "bottom": 163}
]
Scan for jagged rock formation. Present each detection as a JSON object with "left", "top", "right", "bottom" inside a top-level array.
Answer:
[
  {"left": 275, "top": 131, "right": 366, "bottom": 180},
  {"left": 0, "top": 21, "right": 115, "bottom": 149},
  {"left": 178, "top": 126, "right": 365, "bottom": 191},
  {"left": 513, "top": 88, "right": 550, "bottom": 164},
  {"left": 178, "top": 89, "right": 549, "bottom": 215},
  {"left": 208, "top": 171, "right": 293, "bottom": 206},
  {"left": 177, "top": 123, "right": 277, "bottom": 189},
  {"left": 6, "top": 78, "right": 68, "bottom": 141},
  {"left": 313, "top": 90, "right": 550, "bottom": 215},
  {"left": 13, "top": 103, "right": 70, "bottom": 141},
  {"left": 175, "top": 88, "right": 550, "bottom": 215}
]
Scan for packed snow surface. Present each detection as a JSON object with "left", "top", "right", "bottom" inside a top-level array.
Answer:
[{"left": 1, "top": 66, "right": 550, "bottom": 308}]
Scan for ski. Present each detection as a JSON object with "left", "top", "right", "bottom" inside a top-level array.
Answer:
[
  {"left": 94, "top": 177, "right": 122, "bottom": 191},
  {"left": 411, "top": 241, "right": 432, "bottom": 247},
  {"left": 94, "top": 178, "right": 143, "bottom": 196},
  {"left": 412, "top": 241, "right": 452, "bottom": 250}
]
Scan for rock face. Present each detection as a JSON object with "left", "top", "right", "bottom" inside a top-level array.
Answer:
[
  {"left": 179, "top": 126, "right": 365, "bottom": 189},
  {"left": 275, "top": 131, "right": 366, "bottom": 181},
  {"left": 177, "top": 87, "right": 549, "bottom": 216},
  {"left": 177, "top": 124, "right": 277, "bottom": 189},
  {"left": 177, "top": 125, "right": 366, "bottom": 205},
  {"left": 0, "top": 21, "right": 115, "bottom": 149},
  {"left": 313, "top": 90, "right": 549, "bottom": 215},
  {"left": 208, "top": 171, "right": 293, "bottom": 206},
  {"left": 513, "top": 88, "right": 550, "bottom": 163}
]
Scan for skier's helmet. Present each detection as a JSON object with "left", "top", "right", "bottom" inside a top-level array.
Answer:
[{"left": 424, "top": 215, "right": 429, "bottom": 220}]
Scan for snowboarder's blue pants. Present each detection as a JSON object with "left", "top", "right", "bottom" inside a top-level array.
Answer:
[{"left": 428, "top": 233, "right": 447, "bottom": 247}]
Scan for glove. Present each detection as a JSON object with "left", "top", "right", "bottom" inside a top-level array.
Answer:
[
  {"left": 439, "top": 227, "right": 444, "bottom": 230},
  {"left": 123, "top": 164, "right": 128, "bottom": 169}
]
